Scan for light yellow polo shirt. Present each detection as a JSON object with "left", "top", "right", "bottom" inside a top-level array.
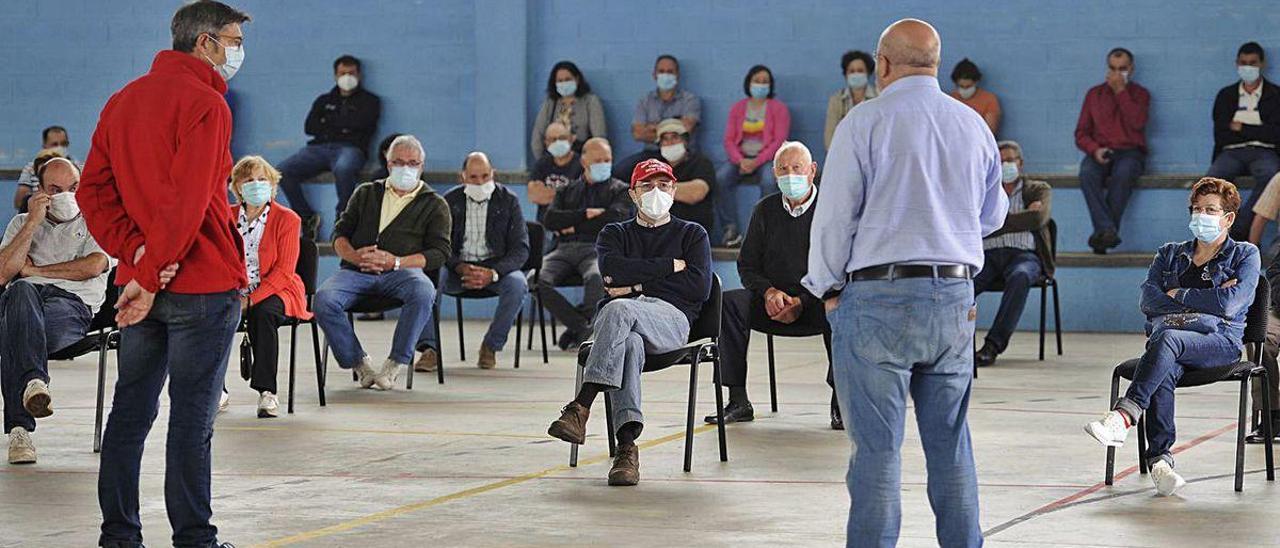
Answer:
[{"left": 379, "top": 182, "right": 424, "bottom": 233}]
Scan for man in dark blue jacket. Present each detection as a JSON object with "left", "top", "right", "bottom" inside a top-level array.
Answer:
[{"left": 418, "top": 152, "right": 529, "bottom": 370}]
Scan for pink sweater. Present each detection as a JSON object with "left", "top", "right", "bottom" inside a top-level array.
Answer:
[{"left": 722, "top": 98, "right": 791, "bottom": 164}]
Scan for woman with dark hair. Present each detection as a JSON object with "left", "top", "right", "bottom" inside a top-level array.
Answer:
[
  {"left": 949, "top": 58, "right": 1001, "bottom": 134},
  {"left": 716, "top": 64, "right": 791, "bottom": 246},
  {"left": 530, "top": 61, "right": 607, "bottom": 159},
  {"left": 824, "top": 50, "right": 878, "bottom": 149},
  {"left": 1085, "top": 177, "right": 1261, "bottom": 497}
]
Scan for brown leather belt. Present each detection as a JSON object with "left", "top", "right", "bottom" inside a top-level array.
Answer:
[{"left": 849, "top": 264, "right": 972, "bottom": 282}]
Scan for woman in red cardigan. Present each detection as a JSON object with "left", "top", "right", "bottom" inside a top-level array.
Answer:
[
  {"left": 229, "top": 156, "right": 310, "bottom": 418},
  {"left": 716, "top": 64, "right": 791, "bottom": 246}
]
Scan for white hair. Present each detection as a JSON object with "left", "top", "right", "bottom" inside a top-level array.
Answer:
[
  {"left": 997, "top": 140, "right": 1023, "bottom": 158},
  {"left": 386, "top": 134, "right": 426, "bottom": 162},
  {"left": 773, "top": 141, "right": 813, "bottom": 165}
]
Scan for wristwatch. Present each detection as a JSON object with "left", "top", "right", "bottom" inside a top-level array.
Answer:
[
  {"left": 393, "top": 257, "right": 401, "bottom": 271},
  {"left": 492, "top": 270, "right": 500, "bottom": 283}
]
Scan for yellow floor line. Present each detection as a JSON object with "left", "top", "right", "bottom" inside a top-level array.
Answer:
[
  {"left": 254, "top": 424, "right": 717, "bottom": 547},
  {"left": 218, "top": 425, "right": 549, "bottom": 439}
]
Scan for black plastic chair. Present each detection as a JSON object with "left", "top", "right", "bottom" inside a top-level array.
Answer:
[
  {"left": 980, "top": 219, "right": 1062, "bottom": 361},
  {"left": 1103, "top": 276, "right": 1275, "bottom": 492},
  {"left": 568, "top": 274, "right": 728, "bottom": 473},
  {"left": 446, "top": 221, "right": 550, "bottom": 368},
  {"left": 757, "top": 323, "right": 832, "bottom": 413},
  {"left": 48, "top": 268, "right": 118, "bottom": 453},
  {"left": 542, "top": 272, "right": 584, "bottom": 346}
]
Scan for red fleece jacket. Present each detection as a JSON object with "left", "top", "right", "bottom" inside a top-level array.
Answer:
[{"left": 79, "top": 51, "right": 247, "bottom": 294}]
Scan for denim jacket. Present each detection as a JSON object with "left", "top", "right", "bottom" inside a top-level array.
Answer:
[{"left": 1140, "top": 237, "right": 1261, "bottom": 344}]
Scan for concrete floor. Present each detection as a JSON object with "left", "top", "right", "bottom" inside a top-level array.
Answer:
[{"left": 2, "top": 322, "right": 1279, "bottom": 547}]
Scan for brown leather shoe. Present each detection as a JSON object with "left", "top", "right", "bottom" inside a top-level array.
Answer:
[
  {"left": 477, "top": 344, "right": 497, "bottom": 369},
  {"left": 548, "top": 402, "right": 590, "bottom": 444},
  {"left": 414, "top": 348, "right": 437, "bottom": 372},
  {"left": 608, "top": 444, "right": 640, "bottom": 486}
]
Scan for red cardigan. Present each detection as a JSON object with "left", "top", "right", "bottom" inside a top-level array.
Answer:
[
  {"left": 722, "top": 98, "right": 792, "bottom": 164},
  {"left": 79, "top": 51, "right": 246, "bottom": 294},
  {"left": 233, "top": 202, "right": 311, "bottom": 320}
]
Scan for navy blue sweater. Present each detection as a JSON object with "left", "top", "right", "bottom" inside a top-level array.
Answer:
[{"left": 596, "top": 217, "right": 712, "bottom": 325}]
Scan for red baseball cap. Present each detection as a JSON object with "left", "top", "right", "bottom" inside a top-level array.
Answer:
[{"left": 630, "top": 158, "right": 675, "bottom": 188}]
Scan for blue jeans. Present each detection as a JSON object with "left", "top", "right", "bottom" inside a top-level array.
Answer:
[
  {"left": 315, "top": 268, "right": 436, "bottom": 367},
  {"left": 1, "top": 281, "right": 91, "bottom": 433},
  {"left": 830, "top": 278, "right": 981, "bottom": 548},
  {"left": 583, "top": 297, "right": 689, "bottom": 430},
  {"left": 419, "top": 269, "right": 527, "bottom": 352},
  {"left": 277, "top": 142, "right": 366, "bottom": 218},
  {"left": 714, "top": 160, "right": 775, "bottom": 238},
  {"left": 98, "top": 290, "right": 239, "bottom": 548},
  {"left": 1078, "top": 149, "right": 1144, "bottom": 234},
  {"left": 973, "top": 248, "right": 1042, "bottom": 353},
  {"left": 1115, "top": 329, "right": 1241, "bottom": 468},
  {"left": 1208, "top": 146, "right": 1280, "bottom": 240}
]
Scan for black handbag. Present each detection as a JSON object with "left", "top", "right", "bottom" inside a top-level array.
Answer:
[{"left": 239, "top": 297, "right": 253, "bottom": 381}]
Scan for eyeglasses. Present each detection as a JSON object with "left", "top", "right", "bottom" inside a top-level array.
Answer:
[
  {"left": 1189, "top": 206, "right": 1226, "bottom": 215},
  {"left": 635, "top": 180, "right": 675, "bottom": 192},
  {"left": 389, "top": 159, "right": 423, "bottom": 168}
]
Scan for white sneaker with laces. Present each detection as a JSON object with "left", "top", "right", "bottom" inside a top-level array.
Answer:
[
  {"left": 375, "top": 359, "right": 402, "bottom": 391},
  {"left": 354, "top": 355, "right": 378, "bottom": 389},
  {"left": 22, "top": 379, "right": 52, "bottom": 418},
  {"left": 218, "top": 389, "right": 230, "bottom": 414},
  {"left": 257, "top": 392, "right": 279, "bottom": 418},
  {"left": 1084, "top": 410, "right": 1131, "bottom": 447},
  {"left": 1149, "top": 460, "right": 1186, "bottom": 496},
  {"left": 8, "top": 427, "right": 35, "bottom": 465}
]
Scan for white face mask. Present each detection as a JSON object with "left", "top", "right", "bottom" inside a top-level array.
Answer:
[
  {"left": 48, "top": 191, "right": 80, "bottom": 221},
  {"left": 336, "top": 74, "right": 359, "bottom": 92},
  {"left": 638, "top": 188, "right": 674, "bottom": 219},
  {"left": 464, "top": 180, "right": 496, "bottom": 202},
  {"left": 389, "top": 166, "right": 421, "bottom": 191},
  {"left": 660, "top": 143, "right": 686, "bottom": 163},
  {"left": 204, "top": 34, "right": 244, "bottom": 81},
  {"left": 957, "top": 85, "right": 976, "bottom": 99},
  {"left": 50, "top": 146, "right": 68, "bottom": 157}
]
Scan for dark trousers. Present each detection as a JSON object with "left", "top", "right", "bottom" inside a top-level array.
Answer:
[
  {"left": 246, "top": 295, "right": 286, "bottom": 395},
  {"left": 277, "top": 142, "right": 366, "bottom": 218},
  {"left": 1079, "top": 149, "right": 1145, "bottom": 234},
  {"left": 1, "top": 281, "right": 91, "bottom": 433},
  {"left": 973, "top": 247, "right": 1043, "bottom": 354},
  {"left": 98, "top": 290, "right": 239, "bottom": 548},
  {"left": 719, "top": 288, "right": 833, "bottom": 391},
  {"left": 536, "top": 242, "right": 604, "bottom": 336},
  {"left": 1208, "top": 146, "right": 1280, "bottom": 240}
]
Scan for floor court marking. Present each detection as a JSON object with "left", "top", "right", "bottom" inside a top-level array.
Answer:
[{"left": 253, "top": 424, "right": 718, "bottom": 547}]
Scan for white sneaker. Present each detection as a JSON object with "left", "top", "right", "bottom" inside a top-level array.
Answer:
[
  {"left": 374, "top": 359, "right": 402, "bottom": 391},
  {"left": 1150, "top": 460, "right": 1186, "bottom": 496},
  {"left": 22, "top": 379, "right": 52, "bottom": 418},
  {"left": 1084, "top": 410, "right": 1131, "bottom": 447},
  {"left": 354, "top": 355, "right": 378, "bottom": 389},
  {"left": 257, "top": 392, "right": 279, "bottom": 418},
  {"left": 8, "top": 427, "right": 35, "bottom": 465},
  {"left": 218, "top": 389, "right": 230, "bottom": 413}
]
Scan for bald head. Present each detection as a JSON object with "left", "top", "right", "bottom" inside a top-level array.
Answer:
[
  {"left": 40, "top": 158, "right": 80, "bottom": 193},
  {"left": 876, "top": 18, "right": 941, "bottom": 88},
  {"left": 460, "top": 151, "right": 494, "bottom": 185},
  {"left": 580, "top": 137, "right": 613, "bottom": 167}
]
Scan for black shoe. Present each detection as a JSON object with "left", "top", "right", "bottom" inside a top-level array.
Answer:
[
  {"left": 721, "top": 225, "right": 742, "bottom": 247},
  {"left": 974, "top": 343, "right": 998, "bottom": 368},
  {"left": 557, "top": 329, "right": 583, "bottom": 352},
  {"left": 705, "top": 400, "right": 754, "bottom": 424},
  {"left": 831, "top": 401, "right": 844, "bottom": 431},
  {"left": 299, "top": 214, "right": 321, "bottom": 241},
  {"left": 1088, "top": 232, "right": 1107, "bottom": 255},
  {"left": 1101, "top": 229, "right": 1122, "bottom": 250},
  {"left": 1246, "top": 414, "right": 1280, "bottom": 444}
]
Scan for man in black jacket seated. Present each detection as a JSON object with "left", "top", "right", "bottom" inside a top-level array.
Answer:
[
  {"left": 415, "top": 152, "right": 529, "bottom": 371},
  {"left": 547, "top": 158, "right": 712, "bottom": 486},
  {"left": 706, "top": 142, "right": 842, "bottom": 430},
  {"left": 1208, "top": 42, "right": 1280, "bottom": 240},
  {"left": 278, "top": 54, "right": 382, "bottom": 239},
  {"left": 539, "top": 138, "right": 634, "bottom": 350}
]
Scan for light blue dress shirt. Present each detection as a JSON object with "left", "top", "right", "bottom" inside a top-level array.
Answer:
[{"left": 802, "top": 75, "right": 1008, "bottom": 298}]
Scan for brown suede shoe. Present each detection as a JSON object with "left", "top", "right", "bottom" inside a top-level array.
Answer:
[
  {"left": 608, "top": 444, "right": 640, "bottom": 486},
  {"left": 414, "top": 348, "right": 437, "bottom": 372},
  {"left": 547, "top": 402, "right": 590, "bottom": 444},
  {"left": 477, "top": 344, "right": 497, "bottom": 369}
]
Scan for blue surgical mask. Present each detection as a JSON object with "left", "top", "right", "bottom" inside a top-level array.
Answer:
[
  {"left": 846, "top": 73, "right": 868, "bottom": 89},
  {"left": 1239, "top": 65, "right": 1262, "bottom": 84},
  {"left": 1001, "top": 162, "right": 1020, "bottom": 184},
  {"left": 656, "top": 73, "right": 678, "bottom": 91},
  {"left": 240, "top": 180, "right": 273, "bottom": 207},
  {"left": 588, "top": 162, "right": 612, "bottom": 183},
  {"left": 749, "top": 83, "right": 770, "bottom": 99},
  {"left": 777, "top": 174, "right": 810, "bottom": 200},
  {"left": 1188, "top": 213, "right": 1225, "bottom": 243},
  {"left": 556, "top": 80, "right": 578, "bottom": 97},
  {"left": 546, "top": 139, "right": 571, "bottom": 158}
]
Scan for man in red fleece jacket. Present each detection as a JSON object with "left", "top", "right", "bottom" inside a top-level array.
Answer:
[{"left": 78, "top": 2, "right": 249, "bottom": 547}]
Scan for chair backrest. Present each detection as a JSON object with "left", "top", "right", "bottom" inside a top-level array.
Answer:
[
  {"left": 296, "top": 237, "right": 319, "bottom": 296},
  {"left": 688, "top": 274, "right": 722, "bottom": 342},
  {"left": 1244, "top": 275, "right": 1270, "bottom": 345},
  {"left": 88, "top": 267, "right": 119, "bottom": 332},
  {"left": 524, "top": 221, "right": 545, "bottom": 272}
]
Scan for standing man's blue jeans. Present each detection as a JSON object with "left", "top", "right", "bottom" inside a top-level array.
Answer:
[
  {"left": 830, "top": 277, "right": 981, "bottom": 548},
  {"left": 1114, "top": 329, "right": 1241, "bottom": 468},
  {"left": 314, "top": 268, "right": 437, "bottom": 368},
  {"left": 418, "top": 270, "right": 527, "bottom": 352},
  {"left": 714, "top": 160, "right": 775, "bottom": 241},
  {"left": 277, "top": 142, "right": 367, "bottom": 219},
  {"left": 98, "top": 290, "right": 240, "bottom": 548},
  {"left": 1208, "top": 146, "right": 1280, "bottom": 240},
  {"left": 1078, "top": 149, "right": 1144, "bottom": 235},
  {"left": 0, "top": 281, "right": 91, "bottom": 434},
  {"left": 973, "top": 248, "right": 1043, "bottom": 354}
]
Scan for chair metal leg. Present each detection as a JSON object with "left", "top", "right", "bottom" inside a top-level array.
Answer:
[
  {"left": 526, "top": 296, "right": 536, "bottom": 351},
  {"left": 684, "top": 359, "right": 699, "bottom": 473},
  {"left": 604, "top": 393, "right": 617, "bottom": 457},
  {"left": 434, "top": 300, "right": 444, "bottom": 385},
  {"left": 767, "top": 334, "right": 778, "bottom": 413},
  {"left": 538, "top": 298, "right": 549, "bottom": 364},
  {"left": 312, "top": 321, "right": 326, "bottom": 407},
  {"left": 1038, "top": 285, "right": 1047, "bottom": 361},
  {"left": 1237, "top": 377, "right": 1249, "bottom": 492},
  {"left": 1052, "top": 282, "right": 1063, "bottom": 356},
  {"left": 1105, "top": 371, "right": 1120, "bottom": 484},
  {"left": 455, "top": 297, "right": 466, "bottom": 362},
  {"left": 1262, "top": 370, "right": 1275, "bottom": 481},
  {"left": 713, "top": 352, "right": 728, "bottom": 462},
  {"left": 515, "top": 308, "right": 523, "bottom": 369},
  {"left": 551, "top": 316, "right": 558, "bottom": 344},
  {"left": 288, "top": 323, "right": 297, "bottom": 414},
  {"left": 1137, "top": 415, "right": 1148, "bottom": 475},
  {"left": 94, "top": 333, "right": 109, "bottom": 454},
  {"left": 569, "top": 361, "right": 584, "bottom": 467}
]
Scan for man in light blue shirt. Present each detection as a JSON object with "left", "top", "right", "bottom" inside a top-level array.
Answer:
[{"left": 802, "top": 18, "right": 1006, "bottom": 548}]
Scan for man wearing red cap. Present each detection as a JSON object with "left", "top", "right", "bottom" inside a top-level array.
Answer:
[{"left": 547, "top": 158, "right": 712, "bottom": 486}]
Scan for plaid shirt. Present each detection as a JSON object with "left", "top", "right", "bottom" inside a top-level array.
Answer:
[{"left": 459, "top": 197, "right": 492, "bottom": 262}]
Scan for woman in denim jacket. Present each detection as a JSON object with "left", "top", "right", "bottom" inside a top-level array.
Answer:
[{"left": 1085, "top": 177, "right": 1261, "bottom": 496}]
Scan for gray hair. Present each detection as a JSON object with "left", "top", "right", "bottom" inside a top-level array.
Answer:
[
  {"left": 387, "top": 134, "right": 426, "bottom": 162},
  {"left": 171, "top": 1, "right": 250, "bottom": 53},
  {"left": 773, "top": 141, "right": 813, "bottom": 165},
  {"left": 877, "top": 18, "right": 941, "bottom": 69},
  {"left": 997, "top": 140, "right": 1023, "bottom": 158}
]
